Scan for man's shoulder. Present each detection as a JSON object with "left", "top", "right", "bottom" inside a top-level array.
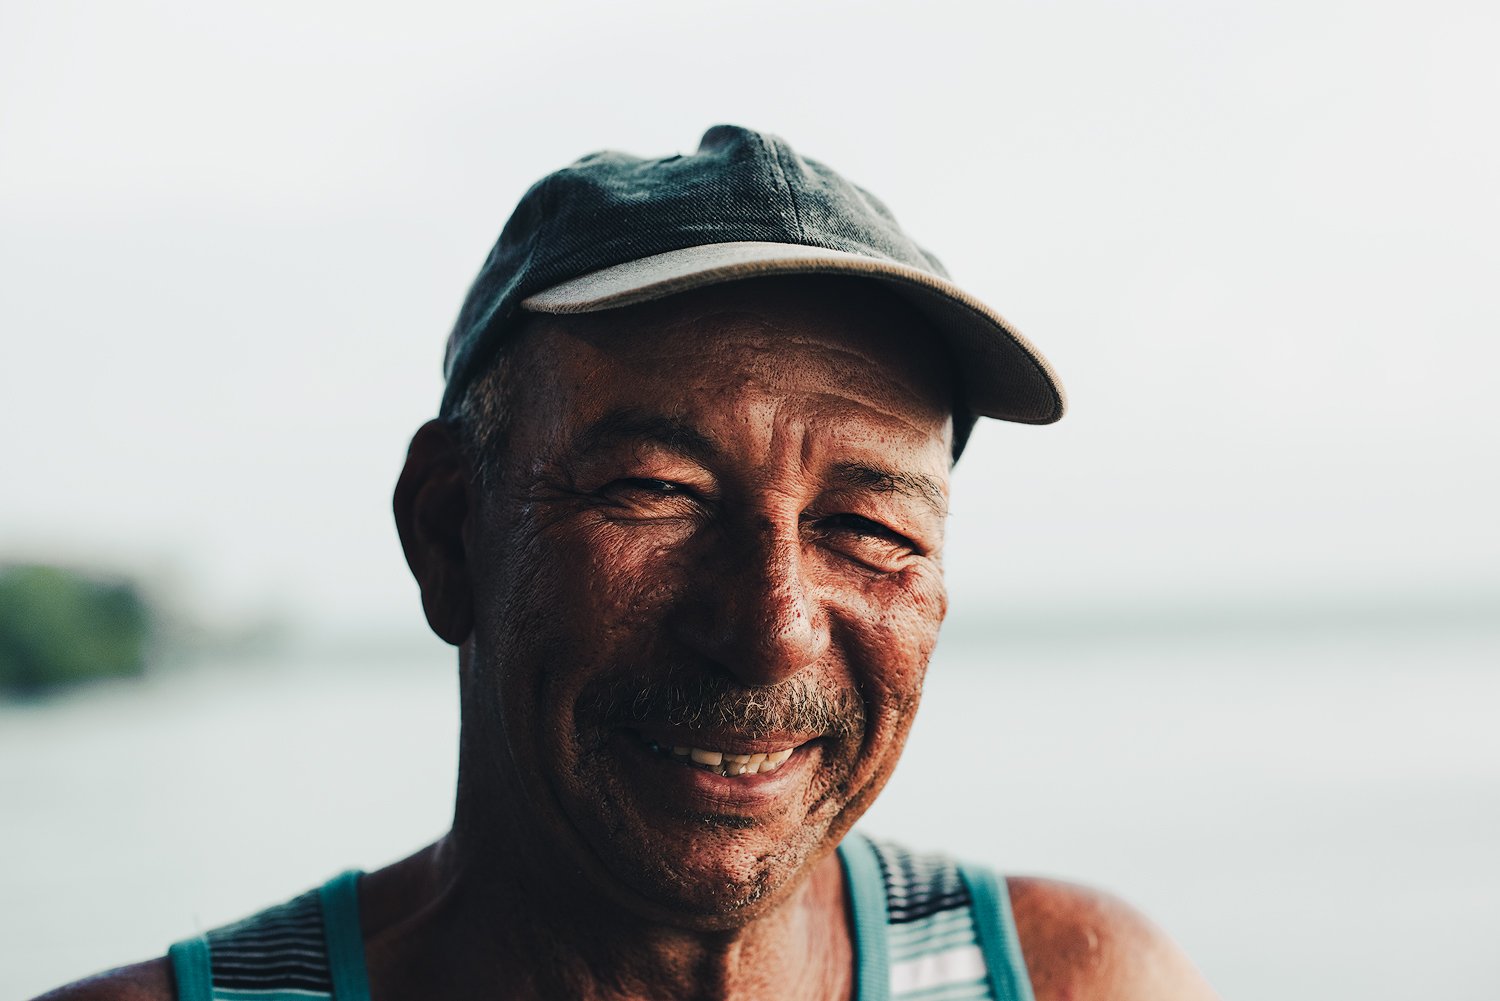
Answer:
[
  {"left": 30, "top": 958, "right": 175, "bottom": 1001},
  {"left": 1006, "top": 876, "right": 1218, "bottom": 1001}
]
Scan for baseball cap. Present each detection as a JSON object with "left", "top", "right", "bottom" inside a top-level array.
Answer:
[{"left": 440, "top": 125, "right": 1065, "bottom": 443}]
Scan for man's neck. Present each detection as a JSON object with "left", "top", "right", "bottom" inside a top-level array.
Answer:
[{"left": 357, "top": 835, "right": 854, "bottom": 1001}]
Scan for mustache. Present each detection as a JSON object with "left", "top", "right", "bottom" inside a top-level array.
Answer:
[{"left": 579, "top": 670, "right": 866, "bottom": 740}]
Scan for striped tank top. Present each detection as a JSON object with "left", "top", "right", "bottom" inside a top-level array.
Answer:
[{"left": 169, "top": 834, "right": 1035, "bottom": 1001}]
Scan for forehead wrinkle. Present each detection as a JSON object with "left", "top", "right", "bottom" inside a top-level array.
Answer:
[
  {"left": 689, "top": 319, "right": 952, "bottom": 421},
  {"left": 538, "top": 301, "right": 955, "bottom": 491}
]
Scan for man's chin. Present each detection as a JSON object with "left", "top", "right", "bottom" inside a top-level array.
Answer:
[
  {"left": 586, "top": 825, "right": 830, "bottom": 930},
  {"left": 547, "top": 722, "right": 859, "bottom": 925}
]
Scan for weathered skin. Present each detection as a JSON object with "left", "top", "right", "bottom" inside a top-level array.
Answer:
[{"left": 36, "top": 278, "right": 1218, "bottom": 1001}]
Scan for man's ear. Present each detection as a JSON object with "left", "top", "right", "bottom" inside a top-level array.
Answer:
[{"left": 393, "top": 419, "right": 475, "bottom": 645}]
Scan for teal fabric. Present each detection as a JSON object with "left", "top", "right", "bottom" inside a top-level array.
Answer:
[
  {"left": 318, "top": 870, "right": 373, "bottom": 1001},
  {"left": 959, "top": 862, "right": 1037, "bottom": 1001},
  {"left": 166, "top": 936, "right": 212, "bottom": 1001},
  {"left": 837, "top": 835, "right": 892, "bottom": 1001}
]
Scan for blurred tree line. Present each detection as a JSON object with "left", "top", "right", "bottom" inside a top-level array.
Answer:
[{"left": 0, "top": 564, "right": 152, "bottom": 694}]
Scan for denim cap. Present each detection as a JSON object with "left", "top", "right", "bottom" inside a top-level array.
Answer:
[{"left": 440, "top": 125, "right": 1065, "bottom": 452}]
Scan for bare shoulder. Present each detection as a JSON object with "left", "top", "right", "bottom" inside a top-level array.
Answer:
[
  {"left": 29, "top": 957, "right": 174, "bottom": 1001},
  {"left": 1006, "top": 877, "right": 1219, "bottom": 1001}
]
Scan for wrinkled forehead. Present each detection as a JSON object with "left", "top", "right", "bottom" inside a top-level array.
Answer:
[{"left": 512, "top": 276, "right": 960, "bottom": 446}]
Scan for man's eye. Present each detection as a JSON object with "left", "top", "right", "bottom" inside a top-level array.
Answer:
[
  {"left": 811, "top": 514, "right": 921, "bottom": 572},
  {"left": 615, "top": 478, "right": 682, "bottom": 494},
  {"left": 598, "top": 478, "right": 697, "bottom": 507},
  {"left": 820, "top": 514, "right": 913, "bottom": 550}
]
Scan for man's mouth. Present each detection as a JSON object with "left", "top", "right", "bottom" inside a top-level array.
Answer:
[{"left": 637, "top": 735, "right": 799, "bottom": 777}]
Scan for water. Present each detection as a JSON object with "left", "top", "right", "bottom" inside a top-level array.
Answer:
[{"left": 4, "top": 622, "right": 1498, "bottom": 999}]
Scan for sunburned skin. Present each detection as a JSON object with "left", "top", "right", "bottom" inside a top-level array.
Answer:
[{"left": 454, "top": 278, "right": 957, "bottom": 930}]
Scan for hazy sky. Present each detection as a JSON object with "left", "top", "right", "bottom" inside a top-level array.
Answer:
[{"left": 3, "top": 1, "right": 1496, "bottom": 636}]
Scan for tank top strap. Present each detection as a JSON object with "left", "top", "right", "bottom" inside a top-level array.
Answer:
[
  {"left": 838, "top": 833, "right": 1036, "bottom": 1001},
  {"left": 957, "top": 860, "right": 1037, "bottom": 1001},
  {"left": 168, "top": 871, "right": 367, "bottom": 1001},
  {"left": 166, "top": 937, "right": 211, "bottom": 1001},
  {"left": 319, "top": 870, "right": 373, "bottom": 1001},
  {"left": 839, "top": 833, "right": 893, "bottom": 1001}
]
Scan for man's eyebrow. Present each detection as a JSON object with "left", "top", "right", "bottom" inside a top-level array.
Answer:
[
  {"left": 830, "top": 462, "right": 948, "bottom": 517},
  {"left": 570, "top": 408, "right": 719, "bottom": 463}
]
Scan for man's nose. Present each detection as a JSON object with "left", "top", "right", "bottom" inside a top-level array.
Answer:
[{"left": 677, "top": 521, "right": 830, "bottom": 687}]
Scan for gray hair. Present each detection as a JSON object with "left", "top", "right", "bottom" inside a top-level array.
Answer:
[{"left": 444, "top": 338, "right": 519, "bottom": 493}]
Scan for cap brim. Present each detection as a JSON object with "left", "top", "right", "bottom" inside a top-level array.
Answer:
[{"left": 520, "top": 241, "right": 1065, "bottom": 424}]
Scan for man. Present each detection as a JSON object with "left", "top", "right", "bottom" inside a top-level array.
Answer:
[{"left": 41, "top": 126, "right": 1216, "bottom": 1000}]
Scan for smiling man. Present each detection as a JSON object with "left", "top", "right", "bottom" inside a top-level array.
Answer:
[{"left": 40, "top": 127, "right": 1215, "bottom": 1001}]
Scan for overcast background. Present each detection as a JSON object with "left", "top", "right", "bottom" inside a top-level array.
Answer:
[{"left": 3, "top": 1, "right": 1497, "bottom": 998}]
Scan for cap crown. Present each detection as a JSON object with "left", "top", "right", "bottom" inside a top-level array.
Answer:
[{"left": 441, "top": 125, "right": 949, "bottom": 416}]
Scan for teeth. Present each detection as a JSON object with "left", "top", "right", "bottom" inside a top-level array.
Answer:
[{"left": 647, "top": 739, "right": 798, "bottom": 776}]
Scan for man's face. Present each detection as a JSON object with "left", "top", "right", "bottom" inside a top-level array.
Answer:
[{"left": 461, "top": 278, "right": 954, "bottom": 925}]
